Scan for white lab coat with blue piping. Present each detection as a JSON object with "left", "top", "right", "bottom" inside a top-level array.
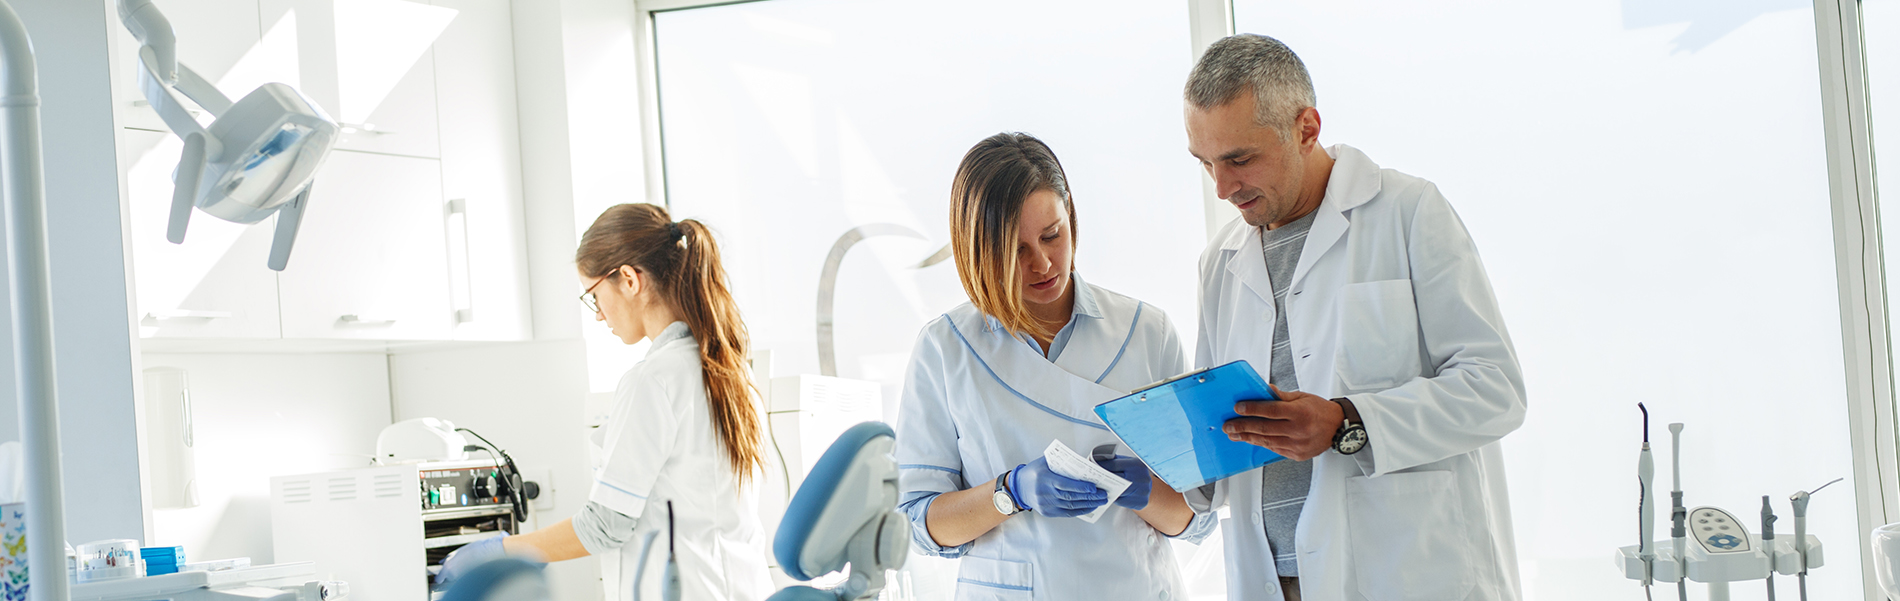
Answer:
[
  {"left": 587, "top": 322, "right": 774, "bottom": 601},
  {"left": 895, "top": 277, "right": 1215, "bottom": 601}
]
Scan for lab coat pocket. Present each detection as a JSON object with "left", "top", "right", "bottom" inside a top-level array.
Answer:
[
  {"left": 1344, "top": 470, "right": 1475, "bottom": 600},
  {"left": 955, "top": 555, "right": 1034, "bottom": 601},
  {"left": 1335, "top": 279, "right": 1423, "bottom": 391}
]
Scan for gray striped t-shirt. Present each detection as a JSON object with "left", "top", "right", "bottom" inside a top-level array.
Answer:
[{"left": 1259, "top": 210, "right": 1317, "bottom": 577}]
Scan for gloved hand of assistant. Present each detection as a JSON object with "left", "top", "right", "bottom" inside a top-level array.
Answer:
[
  {"left": 435, "top": 533, "right": 513, "bottom": 589},
  {"left": 1095, "top": 455, "right": 1153, "bottom": 510},
  {"left": 1009, "top": 457, "right": 1107, "bottom": 518}
]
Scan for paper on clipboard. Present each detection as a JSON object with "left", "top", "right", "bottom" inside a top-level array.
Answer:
[
  {"left": 1042, "top": 440, "right": 1129, "bottom": 523},
  {"left": 1093, "top": 360, "right": 1287, "bottom": 492}
]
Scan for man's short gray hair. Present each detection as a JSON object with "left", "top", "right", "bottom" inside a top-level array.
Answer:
[{"left": 1184, "top": 34, "right": 1316, "bottom": 135}]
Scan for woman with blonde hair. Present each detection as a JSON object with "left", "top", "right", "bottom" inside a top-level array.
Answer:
[
  {"left": 894, "top": 132, "right": 1215, "bottom": 599},
  {"left": 438, "top": 203, "right": 772, "bottom": 601}
]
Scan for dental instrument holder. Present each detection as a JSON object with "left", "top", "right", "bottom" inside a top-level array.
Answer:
[
  {"left": 1791, "top": 478, "right": 1840, "bottom": 601},
  {"left": 1671, "top": 423, "right": 1687, "bottom": 601},
  {"left": 1615, "top": 513, "right": 1823, "bottom": 601},
  {"left": 1761, "top": 497, "right": 1777, "bottom": 601},
  {"left": 631, "top": 502, "right": 682, "bottom": 601},
  {"left": 1639, "top": 404, "right": 1657, "bottom": 592}
]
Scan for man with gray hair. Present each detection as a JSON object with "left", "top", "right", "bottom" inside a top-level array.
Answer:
[{"left": 1183, "top": 34, "right": 1526, "bottom": 601}]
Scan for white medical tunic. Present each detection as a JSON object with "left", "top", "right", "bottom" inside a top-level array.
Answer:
[
  {"left": 895, "top": 276, "right": 1214, "bottom": 601},
  {"left": 588, "top": 321, "right": 773, "bottom": 601}
]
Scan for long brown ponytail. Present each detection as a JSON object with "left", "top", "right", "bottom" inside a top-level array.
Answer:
[{"left": 576, "top": 203, "right": 764, "bottom": 484}]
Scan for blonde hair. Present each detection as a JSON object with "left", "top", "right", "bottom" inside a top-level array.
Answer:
[
  {"left": 576, "top": 204, "right": 764, "bottom": 484},
  {"left": 948, "top": 132, "right": 1078, "bottom": 339}
]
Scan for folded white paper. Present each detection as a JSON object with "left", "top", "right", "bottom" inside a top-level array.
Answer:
[{"left": 1043, "top": 440, "right": 1131, "bottom": 523}]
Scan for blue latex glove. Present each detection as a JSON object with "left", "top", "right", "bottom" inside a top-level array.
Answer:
[
  {"left": 435, "top": 533, "right": 509, "bottom": 589},
  {"left": 1096, "top": 455, "right": 1153, "bottom": 510},
  {"left": 1008, "top": 457, "right": 1107, "bottom": 517}
]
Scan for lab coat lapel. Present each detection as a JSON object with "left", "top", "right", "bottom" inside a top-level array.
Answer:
[
  {"left": 1288, "top": 207, "right": 1347, "bottom": 291},
  {"left": 1225, "top": 226, "right": 1276, "bottom": 310},
  {"left": 1289, "top": 145, "right": 1384, "bottom": 291}
]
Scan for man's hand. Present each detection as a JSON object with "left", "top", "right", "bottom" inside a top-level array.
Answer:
[{"left": 1223, "top": 385, "right": 1343, "bottom": 461}]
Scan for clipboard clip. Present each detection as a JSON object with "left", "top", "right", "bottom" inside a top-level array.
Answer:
[{"left": 1131, "top": 366, "right": 1217, "bottom": 395}]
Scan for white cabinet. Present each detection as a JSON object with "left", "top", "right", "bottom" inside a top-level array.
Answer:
[
  {"left": 277, "top": 150, "right": 454, "bottom": 340},
  {"left": 117, "top": 0, "right": 531, "bottom": 343},
  {"left": 257, "top": 0, "right": 451, "bottom": 158},
  {"left": 122, "top": 129, "right": 284, "bottom": 339},
  {"left": 432, "top": 0, "right": 529, "bottom": 341}
]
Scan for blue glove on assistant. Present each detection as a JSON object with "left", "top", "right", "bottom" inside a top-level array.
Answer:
[
  {"left": 1096, "top": 455, "right": 1153, "bottom": 510},
  {"left": 1008, "top": 457, "right": 1107, "bottom": 518},
  {"left": 435, "top": 533, "right": 510, "bottom": 589}
]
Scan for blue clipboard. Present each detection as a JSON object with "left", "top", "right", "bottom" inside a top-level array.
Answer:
[{"left": 1092, "top": 360, "right": 1285, "bottom": 492}]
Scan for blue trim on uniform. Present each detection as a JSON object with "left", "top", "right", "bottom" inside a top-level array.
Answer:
[
  {"left": 945, "top": 317, "right": 1108, "bottom": 431},
  {"left": 900, "top": 464, "right": 962, "bottom": 476},
  {"left": 595, "top": 480, "right": 648, "bottom": 500},
  {"left": 1094, "top": 302, "right": 1144, "bottom": 384},
  {"left": 956, "top": 578, "right": 1033, "bottom": 592}
]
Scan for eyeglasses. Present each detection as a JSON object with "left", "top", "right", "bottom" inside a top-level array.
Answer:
[{"left": 579, "top": 275, "right": 612, "bottom": 314}]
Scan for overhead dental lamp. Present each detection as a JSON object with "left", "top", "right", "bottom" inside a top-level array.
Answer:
[{"left": 117, "top": 0, "right": 338, "bottom": 271}]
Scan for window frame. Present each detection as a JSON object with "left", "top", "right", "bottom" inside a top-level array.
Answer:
[{"left": 627, "top": 0, "right": 1900, "bottom": 597}]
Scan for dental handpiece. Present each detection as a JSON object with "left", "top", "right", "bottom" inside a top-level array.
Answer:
[
  {"left": 1638, "top": 404, "right": 1655, "bottom": 587},
  {"left": 1762, "top": 496, "right": 1778, "bottom": 601},
  {"left": 1791, "top": 478, "right": 1842, "bottom": 601},
  {"left": 1669, "top": 423, "right": 1686, "bottom": 601}
]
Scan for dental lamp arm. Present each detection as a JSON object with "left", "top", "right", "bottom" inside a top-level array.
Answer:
[{"left": 117, "top": 0, "right": 174, "bottom": 84}]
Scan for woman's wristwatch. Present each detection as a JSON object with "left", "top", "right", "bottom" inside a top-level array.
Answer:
[
  {"left": 993, "top": 467, "right": 1026, "bottom": 516},
  {"left": 1331, "top": 398, "right": 1368, "bottom": 455}
]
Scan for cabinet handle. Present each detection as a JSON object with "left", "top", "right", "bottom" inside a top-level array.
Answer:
[
  {"left": 180, "top": 388, "right": 193, "bottom": 449},
  {"left": 144, "top": 310, "right": 233, "bottom": 321},
  {"left": 445, "top": 198, "right": 474, "bottom": 324},
  {"left": 338, "top": 315, "right": 398, "bottom": 326}
]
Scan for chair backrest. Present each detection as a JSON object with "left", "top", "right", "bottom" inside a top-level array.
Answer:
[
  {"left": 441, "top": 558, "right": 550, "bottom": 601},
  {"left": 771, "top": 421, "right": 897, "bottom": 581}
]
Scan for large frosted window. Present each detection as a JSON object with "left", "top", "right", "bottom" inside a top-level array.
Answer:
[
  {"left": 654, "top": 1, "right": 1214, "bottom": 597},
  {"left": 1232, "top": 2, "right": 1859, "bottom": 599}
]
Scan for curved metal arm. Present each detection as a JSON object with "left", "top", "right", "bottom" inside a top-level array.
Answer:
[
  {"left": 117, "top": 0, "right": 175, "bottom": 84},
  {"left": 815, "top": 224, "right": 951, "bottom": 376},
  {"left": 0, "top": 3, "right": 70, "bottom": 600}
]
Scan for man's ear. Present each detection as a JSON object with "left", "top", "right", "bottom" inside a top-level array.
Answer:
[{"left": 1297, "top": 107, "right": 1323, "bottom": 149}]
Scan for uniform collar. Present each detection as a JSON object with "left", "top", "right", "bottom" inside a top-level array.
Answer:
[
  {"left": 983, "top": 272, "right": 1102, "bottom": 333},
  {"left": 1220, "top": 143, "right": 1383, "bottom": 252},
  {"left": 650, "top": 321, "right": 693, "bottom": 348}
]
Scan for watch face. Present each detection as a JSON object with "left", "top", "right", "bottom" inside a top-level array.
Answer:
[
  {"left": 992, "top": 490, "right": 1016, "bottom": 515},
  {"left": 1337, "top": 427, "right": 1369, "bottom": 455}
]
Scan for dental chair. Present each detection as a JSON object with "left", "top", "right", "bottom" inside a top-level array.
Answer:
[
  {"left": 766, "top": 421, "right": 908, "bottom": 601},
  {"left": 440, "top": 421, "right": 906, "bottom": 601}
]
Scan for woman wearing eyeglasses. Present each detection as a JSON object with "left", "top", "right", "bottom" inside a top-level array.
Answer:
[{"left": 436, "top": 203, "right": 772, "bottom": 601}]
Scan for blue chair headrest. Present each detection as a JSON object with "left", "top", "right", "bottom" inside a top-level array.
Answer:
[
  {"left": 440, "top": 558, "right": 547, "bottom": 601},
  {"left": 772, "top": 421, "right": 896, "bottom": 581}
]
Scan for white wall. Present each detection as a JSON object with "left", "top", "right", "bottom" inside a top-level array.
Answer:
[
  {"left": 387, "top": 340, "right": 600, "bottom": 600},
  {"left": 0, "top": 0, "right": 152, "bottom": 545},
  {"left": 140, "top": 353, "right": 391, "bottom": 564}
]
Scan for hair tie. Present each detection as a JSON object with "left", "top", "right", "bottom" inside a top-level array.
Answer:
[{"left": 667, "top": 221, "right": 683, "bottom": 240}]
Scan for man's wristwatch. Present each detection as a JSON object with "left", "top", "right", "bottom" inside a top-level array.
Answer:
[
  {"left": 1331, "top": 398, "right": 1368, "bottom": 455},
  {"left": 993, "top": 467, "right": 1026, "bottom": 516}
]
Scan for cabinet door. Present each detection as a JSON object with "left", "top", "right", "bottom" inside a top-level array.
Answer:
[
  {"left": 258, "top": 0, "right": 451, "bottom": 158},
  {"left": 432, "top": 0, "right": 529, "bottom": 341},
  {"left": 277, "top": 150, "right": 453, "bottom": 340},
  {"left": 123, "top": 129, "right": 283, "bottom": 339}
]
